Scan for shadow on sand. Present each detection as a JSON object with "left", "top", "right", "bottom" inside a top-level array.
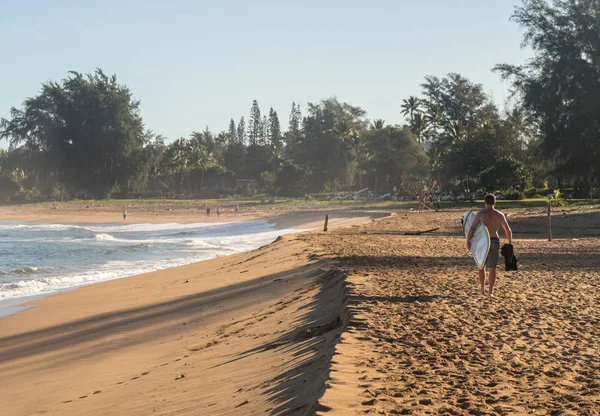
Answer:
[{"left": 0, "top": 261, "right": 351, "bottom": 415}]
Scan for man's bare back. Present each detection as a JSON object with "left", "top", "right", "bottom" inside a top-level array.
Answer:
[{"left": 477, "top": 207, "right": 512, "bottom": 242}]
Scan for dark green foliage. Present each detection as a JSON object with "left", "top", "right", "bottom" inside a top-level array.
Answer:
[
  {"left": 0, "top": 176, "right": 19, "bottom": 198},
  {"left": 274, "top": 162, "right": 309, "bottom": 196},
  {"left": 400, "top": 70, "right": 546, "bottom": 194},
  {"left": 3, "top": 56, "right": 582, "bottom": 200},
  {"left": 260, "top": 115, "right": 268, "bottom": 147},
  {"left": 496, "top": 0, "right": 600, "bottom": 190},
  {"left": 268, "top": 108, "right": 282, "bottom": 172},
  {"left": 244, "top": 144, "right": 271, "bottom": 179},
  {"left": 503, "top": 190, "right": 525, "bottom": 201},
  {"left": 0, "top": 69, "right": 144, "bottom": 199},
  {"left": 284, "top": 102, "right": 302, "bottom": 162},
  {"left": 480, "top": 157, "right": 532, "bottom": 191},
  {"left": 361, "top": 126, "right": 429, "bottom": 192},
  {"left": 237, "top": 117, "right": 247, "bottom": 145},
  {"left": 248, "top": 100, "right": 261, "bottom": 146},
  {"left": 524, "top": 187, "right": 551, "bottom": 198},
  {"left": 228, "top": 119, "right": 237, "bottom": 144}
]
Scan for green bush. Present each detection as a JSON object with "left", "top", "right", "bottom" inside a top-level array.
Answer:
[
  {"left": 524, "top": 187, "right": 550, "bottom": 198},
  {"left": 503, "top": 191, "right": 525, "bottom": 200},
  {"left": 547, "top": 189, "right": 568, "bottom": 207},
  {"left": 0, "top": 176, "right": 20, "bottom": 198}
]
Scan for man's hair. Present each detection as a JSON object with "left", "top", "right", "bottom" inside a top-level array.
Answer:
[{"left": 485, "top": 194, "right": 496, "bottom": 205}]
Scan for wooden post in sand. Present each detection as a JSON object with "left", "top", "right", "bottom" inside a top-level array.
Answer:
[
  {"left": 547, "top": 203, "right": 552, "bottom": 241},
  {"left": 323, "top": 214, "right": 329, "bottom": 232}
]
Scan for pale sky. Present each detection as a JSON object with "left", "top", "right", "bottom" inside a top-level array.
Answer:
[{"left": 0, "top": 0, "right": 530, "bottom": 143}]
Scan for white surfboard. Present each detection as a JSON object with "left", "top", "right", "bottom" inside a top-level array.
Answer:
[{"left": 463, "top": 211, "right": 491, "bottom": 270}]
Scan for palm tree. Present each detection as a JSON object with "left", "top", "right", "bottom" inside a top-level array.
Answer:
[
  {"left": 431, "top": 119, "right": 466, "bottom": 162},
  {"left": 190, "top": 127, "right": 216, "bottom": 153},
  {"left": 370, "top": 119, "right": 386, "bottom": 131},
  {"left": 426, "top": 104, "right": 444, "bottom": 130},
  {"left": 411, "top": 112, "right": 430, "bottom": 145},
  {"left": 188, "top": 141, "right": 211, "bottom": 193},
  {"left": 401, "top": 96, "right": 421, "bottom": 122},
  {"left": 168, "top": 138, "right": 190, "bottom": 193},
  {"left": 334, "top": 117, "right": 362, "bottom": 189},
  {"left": 445, "top": 120, "right": 466, "bottom": 143},
  {"left": 505, "top": 107, "right": 537, "bottom": 143}
]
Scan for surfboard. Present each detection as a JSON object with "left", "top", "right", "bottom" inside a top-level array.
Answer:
[{"left": 463, "top": 211, "right": 491, "bottom": 270}]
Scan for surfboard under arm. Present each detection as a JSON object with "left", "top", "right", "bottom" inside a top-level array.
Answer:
[{"left": 463, "top": 211, "right": 491, "bottom": 270}]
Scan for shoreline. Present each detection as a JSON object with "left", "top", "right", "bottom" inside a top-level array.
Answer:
[
  {"left": 0, "top": 211, "right": 381, "bottom": 318},
  {"left": 0, "top": 218, "right": 296, "bottom": 319},
  {"left": 0, "top": 201, "right": 391, "bottom": 229},
  {"left": 0, "top": 235, "right": 344, "bottom": 415},
  {"left": 0, "top": 204, "right": 388, "bottom": 231},
  {"left": 0, "top": 209, "right": 380, "bottom": 415}
]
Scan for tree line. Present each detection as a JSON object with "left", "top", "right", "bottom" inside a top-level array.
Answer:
[{"left": 1, "top": 0, "right": 598, "bottom": 201}]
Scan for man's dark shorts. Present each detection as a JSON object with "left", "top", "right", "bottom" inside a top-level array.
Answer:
[{"left": 485, "top": 237, "right": 500, "bottom": 269}]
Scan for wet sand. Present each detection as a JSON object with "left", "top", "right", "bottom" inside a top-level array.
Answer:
[{"left": 0, "top": 201, "right": 385, "bottom": 230}]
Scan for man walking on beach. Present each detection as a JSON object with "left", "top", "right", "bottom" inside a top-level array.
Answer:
[{"left": 466, "top": 194, "right": 513, "bottom": 296}]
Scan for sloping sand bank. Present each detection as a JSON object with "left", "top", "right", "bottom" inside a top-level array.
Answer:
[{"left": 0, "top": 236, "right": 348, "bottom": 416}]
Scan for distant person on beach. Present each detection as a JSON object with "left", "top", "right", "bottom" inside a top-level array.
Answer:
[
  {"left": 235, "top": 204, "right": 239, "bottom": 215},
  {"left": 206, "top": 207, "right": 210, "bottom": 216},
  {"left": 123, "top": 209, "right": 127, "bottom": 221},
  {"left": 216, "top": 207, "right": 221, "bottom": 218},
  {"left": 466, "top": 194, "right": 513, "bottom": 297}
]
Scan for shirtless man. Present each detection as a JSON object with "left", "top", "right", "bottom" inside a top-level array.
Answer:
[{"left": 466, "top": 194, "right": 513, "bottom": 296}]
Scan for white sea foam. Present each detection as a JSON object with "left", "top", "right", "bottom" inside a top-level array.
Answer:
[
  {"left": 0, "top": 220, "right": 304, "bottom": 316},
  {"left": 94, "top": 233, "right": 117, "bottom": 241}
]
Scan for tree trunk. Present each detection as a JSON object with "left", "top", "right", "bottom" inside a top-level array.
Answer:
[
  {"left": 200, "top": 169, "right": 205, "bottom": 194},
  {"left": 547, "top": 203, "right": 552, "bottom": 241}
]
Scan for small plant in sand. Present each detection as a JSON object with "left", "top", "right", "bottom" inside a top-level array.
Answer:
[{"left": 546, "top": 189, "right": 568, "bottom": 207}]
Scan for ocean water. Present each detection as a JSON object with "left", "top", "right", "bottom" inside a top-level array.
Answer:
[{"left": 0, "top": 220, "right": 302, "bottom": 317}]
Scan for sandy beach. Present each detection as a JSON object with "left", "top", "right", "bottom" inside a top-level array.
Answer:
[
  {"left": 1, "top": 204, "right": 600, "bottom": 415},
  {"left": 314, "top": 209, "right": 600, "bottom": 415},
  {"left": 0, "top": 204, "right": 377, "bottom": 415}
]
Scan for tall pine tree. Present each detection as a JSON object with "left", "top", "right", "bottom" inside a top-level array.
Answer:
[
  {"left": 248, "top": 100, "right": 261, "bottom": 146},
  {"left": 288, "top": 102, "right": 302, "bottom": 134},
  {"left": 260, "top": 115, "right": 269, "bottom": 146},
  {"left": 269, "top": 108, "right": 282, "bottom": 150},
  {"left": 269, "top": 108, "right": 282, "bottom": 172},
  {"left": 285, "top": 102, "right": 303, "bottom": 162},
  {"left": 237, "top": 116, "right": 247, "bottom": 145},
  {"left": 228, "top": 119, "right": 237, "bottom": 145}
]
